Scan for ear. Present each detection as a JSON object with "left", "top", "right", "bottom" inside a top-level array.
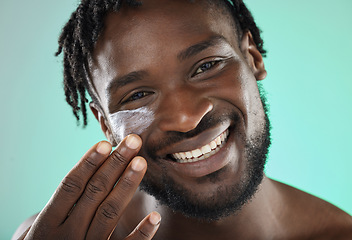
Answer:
[
  {"left": 240, "top": 30, "right": 267, "bottom": 81},
  {"left": 89, "top": 102, "right": 117, "bottom": 146}
]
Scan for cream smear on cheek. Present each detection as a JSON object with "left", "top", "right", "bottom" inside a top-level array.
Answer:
[{"left": 107, "top": 107, "right": 154, "bottom": 141}]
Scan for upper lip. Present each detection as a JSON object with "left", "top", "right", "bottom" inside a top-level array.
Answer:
[{"left": 155, "top": 122, "right": 231, "bottom": 158}]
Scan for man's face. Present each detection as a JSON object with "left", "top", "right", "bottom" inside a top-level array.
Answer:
[{"left": 89, "top": 0, "right": 270, "bottom": 220}]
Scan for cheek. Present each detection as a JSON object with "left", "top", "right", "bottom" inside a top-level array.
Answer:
[{"left": 107, "top": 107, "right": 155, "bottom": 141}]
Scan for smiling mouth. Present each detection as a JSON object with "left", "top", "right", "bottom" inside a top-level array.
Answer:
[{"left": 170, "top": 129, "right": 230, "bottom": 163}]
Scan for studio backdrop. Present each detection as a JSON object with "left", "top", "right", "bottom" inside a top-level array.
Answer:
[{"left": 1, "top": 0, "right": 351, "bottom": 239}]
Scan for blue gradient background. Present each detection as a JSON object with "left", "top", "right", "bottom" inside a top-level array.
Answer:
[{"left": 1, "top": 1, "right": 351, "bottom": 238}]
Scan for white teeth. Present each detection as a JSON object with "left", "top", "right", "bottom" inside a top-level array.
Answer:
[
  {"left": 171, "top": 129, "right": 229, "bottom": 163},
  {"left": 210, "top": 140, "right": 217, "bottom": 149},
  {"left": 191, "top": 149, "right": 202, "bottom": 158},
  {"left": 215, "top": 136, "right": 221, "bottom": 145},
  {"left": 201, "top": 145, "right": 212, "bottom": 155},
  {"left": 220, "top": 133, "right": 225, "bottom": 141},
  {"left": 179, "top": 152, "right": 186, "bottom": 159}
]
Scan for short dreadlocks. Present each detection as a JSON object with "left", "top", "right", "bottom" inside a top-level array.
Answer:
[{"left": 56, "top": 0, "right": 266, "bottom": 126}]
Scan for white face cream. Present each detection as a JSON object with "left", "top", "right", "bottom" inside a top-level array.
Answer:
[{"left": 107, "top": 107, "right": 155, "bottom": 142}]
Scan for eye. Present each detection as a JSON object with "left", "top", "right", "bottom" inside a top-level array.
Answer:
[
  {"left": 123, "top": 91, "right": 152, "bottom": 103},
  {"left": 193, "top": 60, "right": 221, "bottom": 76}
]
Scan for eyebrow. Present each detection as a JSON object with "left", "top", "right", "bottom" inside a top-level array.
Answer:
[
  {"left": 177, "top": 35, "right": 227, "bottom": 61},
  {"left": 107, "top": 70, "right": 147, "bottom": 96},
  {"left": 107, "top": 35, "right": 227, "bottom": 96}
]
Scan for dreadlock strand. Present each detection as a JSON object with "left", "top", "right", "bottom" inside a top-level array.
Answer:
[
  {"left": 57, "top": 0, "right": 266, "bottom": 126},
  {"left": 78, "top": 82, "right": 89, "bottom": 126},
  {"left": 65, "top": 41, "right": 81, "bottom": 121},
  {"left": 71, "top": 40, "right": 87, "bottom": 120},
  {"left": 56, "top": 12, "right": 78, "bottom": 56},
  {"left": 56, "top": 10, "right": 83, "bottom": 123},
  {"left": 63, "top": 58, "right": 80, "bottom": 122}
]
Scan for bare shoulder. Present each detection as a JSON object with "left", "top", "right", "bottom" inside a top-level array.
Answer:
[
  {"left": 271, "top": 179, "right": 352, "bottom": 239},
  {"left": 12, "top": 213, "right": 39, "bottom": 240}
]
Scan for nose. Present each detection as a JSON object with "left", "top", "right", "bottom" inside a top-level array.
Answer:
[{"left": 156, "top": 87, "right": 213, "bottom": 133}]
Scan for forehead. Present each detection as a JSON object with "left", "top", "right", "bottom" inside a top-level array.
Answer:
[{"left": 89, "top": 0, "right": 238, "bottom": 103}]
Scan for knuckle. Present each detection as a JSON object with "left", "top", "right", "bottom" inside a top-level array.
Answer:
[
  {"left": 119, "top": 176, "right": 135, "bottom": 191},
  {"left": 82, "top": 156, "right": 98, "bottom": 170},
  {"left": 135, "top": 228, "right": 151, "bottom": 239},
  {"left": 97, "top": 202, "right": 121, "bottom": 223},
  {"left": 84, "top": 175, "right": 109, "bottom": 201},
  {"left": 109, "top": 151, "right": 128, "bottom": 168},
  {"left": 61, "top": 176, "right": 83, "bottom": 195}
]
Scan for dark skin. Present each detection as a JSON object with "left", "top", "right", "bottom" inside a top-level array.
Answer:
[{"left": 14, "top": 1, "right": 352, "bottom": 239}]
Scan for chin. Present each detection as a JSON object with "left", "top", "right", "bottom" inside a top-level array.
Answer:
[
  {"left": 140, "top": 117, "right": 270, "bottom": 221},
  {"left": 140, "top": 92, "right": 271, "bottom": 221}
]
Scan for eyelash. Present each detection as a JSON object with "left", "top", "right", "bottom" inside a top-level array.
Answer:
[
  {"left": 193, "top": 60, "right": 222, "bottom": 76},
  {"left": 121, "top": 60, "right": 223, "bottom": 104},
  {"left": 123, "top": 91, "right": 151, "bottom": 103}
]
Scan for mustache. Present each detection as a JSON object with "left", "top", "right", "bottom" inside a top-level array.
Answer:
[{"left": 145, "top": 110, "right": 240, "bottom": 158}]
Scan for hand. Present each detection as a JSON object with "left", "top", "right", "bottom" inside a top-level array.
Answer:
[{"left": 21, "top": 134, "right": 161, "bottom": 240}]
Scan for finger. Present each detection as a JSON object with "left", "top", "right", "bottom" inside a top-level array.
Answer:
[
  {"left": 38, "top": 141, "right": 112, "bottom": 225},
  {"left": 124, "top": 212, "right": 161, "bottom": 240},
  {"left": 67, "top": 135, "right": 142, "bottom": 234},
  {"left": 85, "top": 156, "right": 147, "bottom": 240}
]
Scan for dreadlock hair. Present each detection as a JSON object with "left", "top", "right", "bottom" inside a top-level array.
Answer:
[{"left": 56, "top": 0, "right": 266, "bottom": 126}]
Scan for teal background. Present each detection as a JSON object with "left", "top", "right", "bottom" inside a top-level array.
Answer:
[{"left": 1, "top": 0, "right": 351, "bottom": 238}]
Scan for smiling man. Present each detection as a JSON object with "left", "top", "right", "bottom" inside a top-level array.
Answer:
[{"left": 13, "top": 0, "right": 352, "bottom": 239}]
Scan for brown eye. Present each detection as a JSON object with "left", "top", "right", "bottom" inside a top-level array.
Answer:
[
  {"left": 125, "top": 91, "right": 151, "bottom": 103},
  {"left": 194, "top": 60, "right": 220, "bottom": 75}
]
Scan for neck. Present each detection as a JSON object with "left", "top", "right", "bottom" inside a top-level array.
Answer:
[{"left": 114, "top": 176, "right": 283, "bottom": 240}]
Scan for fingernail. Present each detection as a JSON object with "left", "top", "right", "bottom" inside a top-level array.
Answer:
[
  {"left": 96, "top": 141, "right": 111, "bottom": 155},
  {"left": 125, "top": 135, "right": 141, "bottom": 149},
  {"left": 131, "top": 157, "right": 146, "bottom": 172},
  {"left": 149, "top": 211, "right": 161, "bottom": 225}
]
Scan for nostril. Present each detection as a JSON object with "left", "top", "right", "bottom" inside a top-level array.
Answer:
[
  {"left": 158, "top": 99, "right": 213, "bottom": 133},
  {"left": 158, "top": 113, "right": 201, "bottom": 133}
]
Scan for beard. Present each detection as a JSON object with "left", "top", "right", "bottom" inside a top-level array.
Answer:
[{"left": 138, "top": 84, "right": 271, "bottom": 222}]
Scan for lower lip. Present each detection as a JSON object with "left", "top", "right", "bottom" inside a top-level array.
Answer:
[{"left": 165, "top": 129, "right": 234, "bottom": 178}]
